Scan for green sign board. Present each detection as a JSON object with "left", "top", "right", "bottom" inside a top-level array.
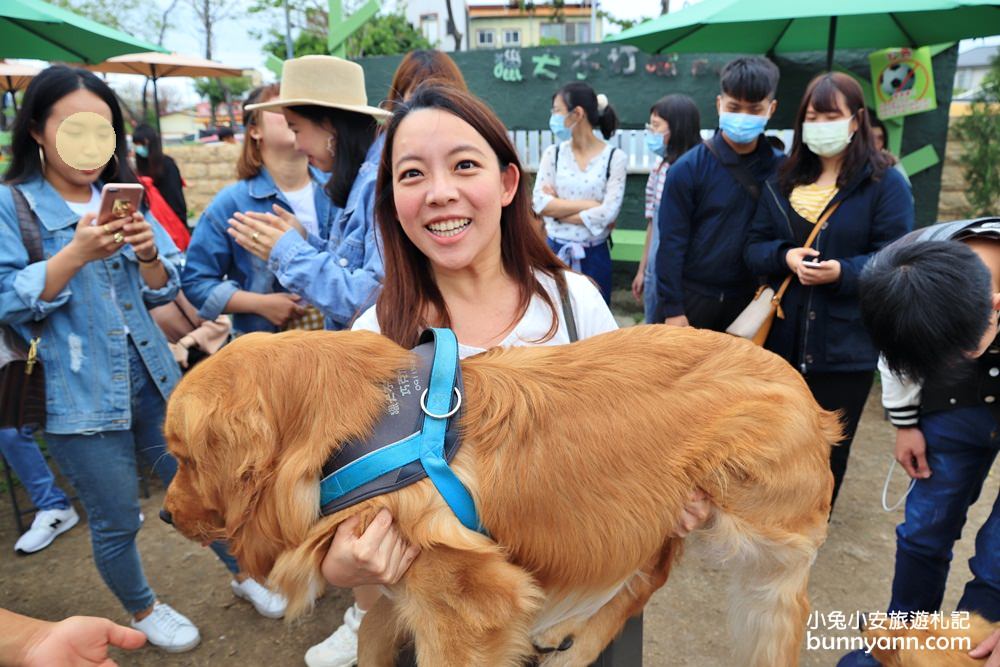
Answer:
[{"left": 870, "top": 46, "right": 938, "bottom": 120}]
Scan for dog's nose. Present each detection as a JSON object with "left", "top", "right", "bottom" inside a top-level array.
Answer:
[{"left": 159, "top": 509, "right": 173, "bottom": 525}]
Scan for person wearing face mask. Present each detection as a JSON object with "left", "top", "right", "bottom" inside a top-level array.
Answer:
[
  {"left": 652, "top": 57, "right": 784, "bottom": 331},
  {"left": 532, "top": 82, "right": 627, "bottom": 303},
  {"left": 132, "top": 124, "right": 187, "bottom": 228},
  {"left": 632, "top": 94, "right": 701, "bottom": 322},
  {"left": 745, "top": 72, "right": 913, "bottom": 510}
]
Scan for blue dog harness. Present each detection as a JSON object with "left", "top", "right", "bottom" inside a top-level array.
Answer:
[{"left": 318, "top": 328, "right": 485, "bottom": 534}]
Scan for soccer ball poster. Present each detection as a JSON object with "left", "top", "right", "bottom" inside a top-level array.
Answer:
[{"left": 869, "top": 47, "right": 937, "bottom": 120}]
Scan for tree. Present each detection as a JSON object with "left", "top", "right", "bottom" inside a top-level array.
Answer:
[
  {"left": 50, "top": 0, "right": 164, "bottom": 43},
  {"left": 598, "top": 9, "right": 651, "bottom": 32},
  {"left": 954, "top": 54, "right": 1000, "bottom": 216},
  {"left": 194, "top": 76, "right": 251, "bottom": 129},
  {"left": 187, "top": 0, "right": 240, "bottom": 126},
  {"left": 262, "top": 9, "right": 431, "bottom": 60},
  {"left": 443, "top": 0, "right": 463, "bottom": 51}
]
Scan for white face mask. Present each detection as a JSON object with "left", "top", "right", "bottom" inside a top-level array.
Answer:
[{"left": 802, "top": 117, "right": 854, "bottom": 158}]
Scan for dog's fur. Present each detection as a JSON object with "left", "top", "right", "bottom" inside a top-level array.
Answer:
[
  {"left": 162, "top": 325, "right": 839, "bottom": 666},
  {"left": 864, "top": 613, "right": 1000, "bottom": 666}
]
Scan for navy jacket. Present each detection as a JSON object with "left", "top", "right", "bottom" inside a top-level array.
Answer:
[
  {"left": 653, "top": 133, "right": 784, "bottom": 321},
  {"left": 744, "top": 165, "right": 913, "bottom": 374}
]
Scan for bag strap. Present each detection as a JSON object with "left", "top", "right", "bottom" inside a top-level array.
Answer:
[
  {"left": 9, "top": 187, "right": 44, "bottom": 339},
  {"left": 556, "top": 274, "right": 579, "bottom": 343},
  {"left": 771, "top": 200, "right": 842, "bottom": 316},
  {"left": 704, "top": 136, "right": 761, "bottom": 201},
  {"left": 605, "top": 147, "right": 618, "bottom": 180}
]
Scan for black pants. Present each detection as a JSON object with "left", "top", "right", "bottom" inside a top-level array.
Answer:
[
  {"left": 683, "top": 288, "right": 753, "bottom": 333},
  {"left": 804, "top": 370, "right": 874, "bottom": 511}
]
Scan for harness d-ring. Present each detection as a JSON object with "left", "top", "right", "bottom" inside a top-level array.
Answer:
[{"left": 420, "top": 387, "right": 462, "bottom": 419}]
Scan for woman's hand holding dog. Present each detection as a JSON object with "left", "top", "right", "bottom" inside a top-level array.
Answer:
[
  {"left": 970, "top": 628, "right": 1000, "bottom": 667},
  {"left": 674, "top": 488, "right": 712, "bottom": 537},
  {"left": 322, "top": 509, "right": 421, "bottom": 588}
]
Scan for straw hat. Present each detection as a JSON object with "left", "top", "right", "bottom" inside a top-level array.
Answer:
[{"left": 245, "top": 55, "right": 390, "bottom": 120}]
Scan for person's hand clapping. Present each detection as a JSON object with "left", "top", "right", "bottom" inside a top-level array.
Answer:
[{"left": 321, "top": 509, "right": 420, "bottom": 588}]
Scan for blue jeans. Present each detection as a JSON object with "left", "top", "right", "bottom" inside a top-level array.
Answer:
[
  {"left": 547, "top": 237, "right": 612, "bottom": 304},
  {"left": 890, "top": 406, "right": 1000, "bottom": 621},
  {"left": 46, "top": 340, "right": 239, "bottom": 615},
  {"left": 0, "top": 426, "right": 70, "bottom": 511},
  {"left": 642, "top": 226, "right": 659, "bottom": 324}
]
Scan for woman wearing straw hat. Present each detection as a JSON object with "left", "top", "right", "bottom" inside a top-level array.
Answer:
[{"left": 227, "top": 55, "right": 389, "bottom": 330}]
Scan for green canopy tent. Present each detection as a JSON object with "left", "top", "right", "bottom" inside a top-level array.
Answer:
[
  {"left": 0, "top": 0, "right": 166, "bottom": 64},
  {"left": 607, "top": 0, "right": 1000, "bottom": 71}
]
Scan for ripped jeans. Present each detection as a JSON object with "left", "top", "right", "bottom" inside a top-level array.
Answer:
[{"left": 46, "top": 339, "right": 238, "bottom": 615}]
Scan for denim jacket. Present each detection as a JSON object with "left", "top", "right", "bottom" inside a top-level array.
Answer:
[
  {"left": 268, "top": 134, "right": 385, "bottom": 329},
  {"left": 182, "top": 166, "right": 338, "bottom": 334},
  {"left": 0, "top": 176, "right": 183, "bottom": 434}
]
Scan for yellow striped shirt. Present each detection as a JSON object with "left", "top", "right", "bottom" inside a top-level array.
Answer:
[{"left": 790, "top": 183, "right": 838, "bottom": 223}]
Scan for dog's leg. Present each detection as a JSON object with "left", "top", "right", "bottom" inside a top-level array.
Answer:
[
  {"left": 357, "top": 594, "right": 408, "bottom": 667},
  {"left": 709, "top": 512, "right": 825, "bottom": 667},
  {"left": 395, "top": 545, "right": 543, "bottom": 667},
  {"left": 536, "top": 540, "right": 682, "bottom": 667}
]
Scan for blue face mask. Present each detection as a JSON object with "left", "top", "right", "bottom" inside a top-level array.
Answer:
[
  {"left": 549, "top": 113, "right": 573, "bottom": 142},
  {"left": 644, "top": 130, "right": 666, "bottom": 158},
  {"left": 719, "top": 112, "right": 769, "bottom": 145},
  {"left": 134, "top": 144, "right": 149, "bottom": 158}
]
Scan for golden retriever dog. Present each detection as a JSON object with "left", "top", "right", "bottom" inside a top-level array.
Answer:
[
  {"left": 162, "top": 325, "right": 839, "bottom": 666},
  {"left": 863, "top": 613, "right": 1000, "bottom": 666}
]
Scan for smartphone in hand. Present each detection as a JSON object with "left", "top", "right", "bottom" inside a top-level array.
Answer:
[
  {"left": 97, "top": 183, "right": 144, "bottom": 225},
  {"left": 802, "top": 255, "right": 823, "bottom": 268}
]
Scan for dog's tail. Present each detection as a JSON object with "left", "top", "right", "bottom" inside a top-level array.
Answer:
[{"left": 702, "top": 511, "right": 825, "bottom": 667}]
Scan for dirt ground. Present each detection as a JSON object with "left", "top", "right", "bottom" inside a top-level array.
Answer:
[{"left": 1, "top": 311, "right": 997, "bottom": 666}]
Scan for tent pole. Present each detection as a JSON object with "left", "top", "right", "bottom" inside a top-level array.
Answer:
[
  {"left": 826, "top": 16, "right": 837, "bottom": 71},
  {"left": 151, "top": 64, "right": 162, "bottom": 135}
]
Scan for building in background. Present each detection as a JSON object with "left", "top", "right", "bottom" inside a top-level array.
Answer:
[
  {"left": 404, "top": 0, "right": 470, "bottom": 52},
  {"left": 954, "top": 44, "right": 999, "bottom": 95},
  {"left": 468, "top": 1, "right": 601, "bottom": 50}
]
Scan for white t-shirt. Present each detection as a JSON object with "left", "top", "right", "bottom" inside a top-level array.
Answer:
[
  {"left": 352, "top": 270, "right": 618, "bottom": 358},
  {"left": 281, "top": 182, "right": 319, "bottom": 238},
  {"left": 65, "top": 186, "right": 102, "bottom": 217}
]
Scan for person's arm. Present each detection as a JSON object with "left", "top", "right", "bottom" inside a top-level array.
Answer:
[
  {"left": 531, "top": 145, "right": 601, "bottom": 219},
  {"left": 128, "top": 211, "right": 180, "bottom": 305},
  {"left": 266, "top": 177, "right": 384, "bottom": 327},
  {"left": 321, "top": 509, "right": 420, "bottom": 589},
  {"left": 878, "top": 355, "right": 930, "bottom": 479},
  {"left": 652, "top": 160, "right": 697, "bottom": 322},
  {"left": 0, "top": 608, "right": 146, "bottom": 667},
  {"left": 182, "top": 204, "right": 251, "bottom": 320},
  {"left": 828, "top": 169, "right": 914, "bottom": 298},
  {"left": 577, "top": 149, "right": 628, "bottom": 236},
  {"left": 632, "top": 220, "right": 653, "bottom": 301},
  {"left": 744, "top": 185, "right": 794, "bottom": 279}
]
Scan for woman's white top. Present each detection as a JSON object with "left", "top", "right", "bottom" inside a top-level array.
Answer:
[
  {"left": 532, "top": 140, "right": 628, "bottom": 244},
  {"left": 352, "top": 270, "right": 618, "bottom": 358}
]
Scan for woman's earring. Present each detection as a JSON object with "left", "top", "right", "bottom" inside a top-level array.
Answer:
[
  {"left": 37, "top": 145, "right": 45, "bottom": 168},
  {"left": 326, "top": 134, "right": 335, "bottom": 157}
]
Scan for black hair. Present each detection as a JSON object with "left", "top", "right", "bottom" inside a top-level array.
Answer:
[
  {"left": 287, "top": 105, "right": 377, "bottom": 209},
  {"left": 859, "top": 240, "right": 994, "bottom": 385},
  {"left": 5, "top": 65, "right": 137, "bottom": 186},
  {"left": 217, "top": 126, "right": 235, "bottom": 139},
  {"left": 132, "top": 123, "right": 163, "bottom": 180},
  {"left": 553, "top": 81, "right": 618, "bottom": 140},
  {"left": 649, "top": 94, "right": 702, "bottom": 164},
  {"left": 719, "top": 56, "right": 780, "bottom": 103}
]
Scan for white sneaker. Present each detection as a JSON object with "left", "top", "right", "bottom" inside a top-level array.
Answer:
[
  {"left": 130, "top": 602, "right": 200, "bottom": 653},
  {"left": 14, "top": 506, "right": 79, "bottom": 555},
  {"left": 231, "top": 578, "right": 287, "bottom": 619},
  {"left": 304, "top": 603, "right": 365, "bottom": 667}
]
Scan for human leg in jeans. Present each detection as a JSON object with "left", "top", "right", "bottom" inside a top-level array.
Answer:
[
  {"left": 891, "top": 406, "right": 1000, "bottom": 619},
  {"left": 0, "top": 426, "right": 78, "bottom": 554},
  {"left": 838, "top": 406, "right": 999, "bottom": 667}
]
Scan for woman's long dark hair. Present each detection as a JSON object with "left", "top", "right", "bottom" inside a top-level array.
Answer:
[
  {"left": 374, "top": 84, "right": 567, "bottom": 349},
  {"left": 286, "top": 105, "right": 376, "bottom": 208},
  {"left": 650, "top": 94, "right": 702, "bottom": 165},
  {"left": 132, "top": 123, "right": 164, "bottom": 180},
  {"left": 778, "top": 72, "right": 890, "bottom": 196},
  {"left": 5, "top": 65, "right": 137, "bottom": 186},
  {"left": 554, "top": 81, "right": 619, "bottom": 140}
]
